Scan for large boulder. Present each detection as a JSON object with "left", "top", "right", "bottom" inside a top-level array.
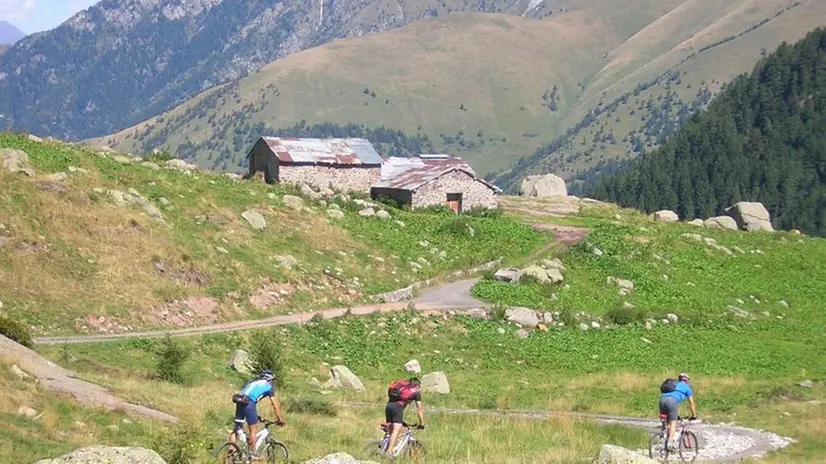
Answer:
[
  {"left": 1, "top": 148, "right": 35, "bottom": 176},
  {"left": 703, "top": 216, "right": 738, "bottom": 230},
  {"left": 228, "top": 349, "right": 252, "bottom": 375},
  {"left": 650, "top": 210, "right": 679, "bottom": 223},
  {"left": 520, "top": 174, "right": 567, "bottom": 197},
  {"left": 493, "top": 268, "right": 521, "bottom": 283},
  {"left": 595, "top": 445, "right": 658, "bottom": 464},
  {"left": 725, "top": 201, "right": 774, "bottom": 232},
  {"left": 35, "top": 446, "right": 166, "bottom": 464},
  {"left": 505, "top": 307, "right": 539, "bottom": 328},
  {"left": 324, "top": 365, "right": 365, "bottom": 391},
  {"left": 520, "top": 265, "right": 563, "bottom": 284},
  {"left": 421, "top": 371, "right": 450, "bottom": 394},
  {"left": 301, "top": 453, "right": 378, "bottom": 464}
]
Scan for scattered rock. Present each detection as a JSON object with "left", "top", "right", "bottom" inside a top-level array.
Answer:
[
  {"left": 158, "top": 197, "right": 170, "bottom": 206},
  {"left": 421, "top": 371, "right": 450, "bottom": 394},
  {"left": 520, "top": 174, "right": 567, "bottom": 197},
  {"left": 229, "top": 350, "right": 252, "bottom": 375},
  {"left": 1, "top": 148, "right": 35, "bottom": 176},
  {"left": 493, "top": 268, "right": 521, "bottom": 283},
  {"left": 592, "top": 246, "right": 604, "bottom": 257},
  {"left": 215, "top": 246, "right": 228, "bottom": 254},
  {"left": 324, "top": 365, "right": 365, "bottom": 391},
  {"left": 282, "top": 195, "right": 304, "bottom": 210},
  {"left": 141, "top": 162, "right": 161, "bottom": 170},
  {"left": 596, "top": 444, "right": 659, "bottom": 464},
  {"left": 112, "top": 155, "right": 133, "bottom": 164},
  {"left": 521, "top": 265, "right": 563, "bottom": 284},
  {"left": 650, "top": 210, "right": 679, "bottom": 223},
  {"left": 300, "top": 452, "right": 378, "bottom": 464},
  {"left": 358, "top": 207, "right": 375, "bottom": 217},
  {"left": 27, "top": 134, "right": 44, "bottom": 143},
  {"left": 704, "top": 216, "right": 738, "bottom": 230},
  {"left": 375, "top": 210, "right": 391, "bottom": 220},
  {"left": 541, "top": 258, "right": 566, "bottom": 272},
  {"left": 46, "top": 172, "right": 68, "bottom": 182},
  {"left": 165, "top": 159, "right": 198, "bottom": 171},
  {"left": 688, "top": 219, "right": 704, "bottom": 227},
  {"left": 579, "top": 323, "right": 589, "bottom": 331},
  {"left": 497, "top": 327, "right": 506, "bottom": 335},
  {"left": 274, "top": 255, "right": 297, "bottom": 270},
  {"left": 778, "top": 300, "right": 789, "bottom": 309},
  {"left": 542, "top": 312, "right": 554, "bottom": 324},
  {"left": 607, "top": 276, "right": 634, "bottom": 291},
  {"left": 461, "top": 308, "right": 488, "bottom": 319},
  {"left": 641, "top": 337, "right": 653, "bottom": 344},
  {"left": 516, "top": 328, "right": 531, "bottom": 338},
  {"left": 34, "top": 446, "right": 166, "bottom": 464},
  {"left": 35, "top": 182, "right": 68, "bottom": 193},
  {"left": 17, "top": 406, "right": 37, "bottom": 419},
  {"left": 797, "top": 380, "right": 814, "bottom": 389},
  {"left": 536, "top": 324, "right": 548, "bottom": 333},
  {"left": 666, "top": 313, "right": 679, "bottom": 324},
  {"left": 241, "top": 210, "right": 267, "bottom": 232},
  {"left": 404, "top": 359, "right": 421, "bottom": 374},
  {"left": 327, "top": 209, "right": 345, "bottom": 220},
  {"left": 728, "top": 306, "right": 750, "bottom": 318},
  {"left": 505, "top": 307, "right": 539, "bottom": 328},
  {"left": 681, "top": 233, "right": 703, "bottom": 241},
  {"left": 591, "top": 321, "right": 601, "bottom": 329},
  {"left": 725, "top": 201, "right": 774, "bottom": 232}
]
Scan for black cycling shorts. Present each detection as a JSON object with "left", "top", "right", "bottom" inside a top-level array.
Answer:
[
  {"left": 385, "top": 401, "right": 405, "bottom": 424},
  {"left": 659, "top": 396, "right": 679, "bottom": 421}
]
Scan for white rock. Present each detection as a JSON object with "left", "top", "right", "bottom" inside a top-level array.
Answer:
[
  {"left": 358, "top": 207, "right": 375, "bottom": 217},
  {"left": 375, "top": 210, "right": 391, "bottom": 220},
  {"left": 596, "top": 444, "right": 659, "bottom": 463},
  {"left": 421, "top": 371, "right": 450, "bottom": 394},
  {"left": 282, "top": 195, "right": 304, "bottom": 210},
  {"left": 327, "top": 209, "right": 345, "bottom": 220},
  {"left": 505, "top": 307, "right": 539, "bottom": 328},
  {"left": 520, "top": 174, "right": 567, "bottom": 197},
  {"left": 493, "top": 268, "right": 521, "bottom": 282},
  {"left": 228, "top": 350, "right": 252, "bottom": 375},
  {"left": 651, "top": 210, "right": 679, "bottom": 223},
  {"left": 704, "top": 216, "right": 738, "bottom": 230},
  {"left": 17, "top": 406, "right": 37, "bottom": 418},
  {"left": 241, "top": 210, "right": 267, "bottom": 232},
  {"left": 579, "top": 323, "right": 589, "bottom": 331},
  {"left": 34, "top": 446, "right": 166, "bottom": 464},
  {"left": 324, "top": 365, "right": 365, "bottom": 391},
  {"left": 10, "top": 364, "right": 29, "bottom": 380},
  {"left": 725, "top": 201, "right": 774, "bottom": 232},
  {"left": 666, "top": 313, "right": 679, "bottom": 324},
  {"left": 404, "top": 359, "right": 421, "bottom": 374},
  {"left": 301, "top": 452, "right": 378, "bottom": 464}
]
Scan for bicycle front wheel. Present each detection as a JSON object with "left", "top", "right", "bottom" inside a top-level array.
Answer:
[
  {"left": 678, "top": 430, "right": 699, "bottom": 463},
  {"left": 363, "top": 440, "right": 385, "bottom": 458},
  {"left": 213, "top": 442, "right": 245, "bottom": 464},
  {"left": 259, "top": 439, "right": 289, "bottom": 463},
  {"left": 407, "top": 440, "right": 426, "bottom": 462}
]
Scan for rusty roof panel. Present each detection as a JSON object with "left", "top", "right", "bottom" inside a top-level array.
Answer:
[
  {"left": 374, "top": 156, "right": 500, "bottom": 192},
  {"left": 260, "top": 137, "right": 382, "bottom": 165}
]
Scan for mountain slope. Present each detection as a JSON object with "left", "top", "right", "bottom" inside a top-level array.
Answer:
[
  {"left": 590, "top": 27, "right": 826, "bottom": 236},
  {"left": 494, "top": 0, "right": 826, "bottom": 190},
  {"left": 94, "top": 0, "right": 825, "bottom": 177},
  {"left": 0, "top": 21, "right": 24, "bottom": 45},
  {"left": 0, "top": 0, "right": 555, "bottom": 140}
]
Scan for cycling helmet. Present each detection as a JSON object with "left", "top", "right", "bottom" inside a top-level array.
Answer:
[
  {"left": 260, "top": 369, "right": 275, "bottom": 382},
  {"left": 678, "top": 372, "right": 690, "bottom": 381}
]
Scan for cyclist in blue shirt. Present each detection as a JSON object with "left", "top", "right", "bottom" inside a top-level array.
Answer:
[
  {"left": 659, "top": 373, "right": 698, "bottom": 448},
  {"left": 230, "top": 369, "right": 286, "bottom": 460}
]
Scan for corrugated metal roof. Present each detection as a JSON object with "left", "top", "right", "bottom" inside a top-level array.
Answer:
[
  {"left": 259, "top": 137, "right": 382, "bottom": 166},
  {"left": 374, "top": 156, "right": 500, "bottom": 192}
]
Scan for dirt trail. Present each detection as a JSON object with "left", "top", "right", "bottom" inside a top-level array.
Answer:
[
  {"left": 0, "top": 335, "right": 178, "bottom": 423},
  {"left": 343, "top": 402, "right": 793, "bottom": 463}
]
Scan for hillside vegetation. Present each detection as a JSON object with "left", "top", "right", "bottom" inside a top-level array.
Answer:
[
  {"left": 0, "top": 134, "right": 542, "bottom": 336},
  {"left": 21, "top": 196, "right": 826, "bottom": 463},
  {"left": 591, "top": 27, "right": 826, "bottom": 236},
  {"left": 95, "top": 0, "right": 826, "bottom": 178}
]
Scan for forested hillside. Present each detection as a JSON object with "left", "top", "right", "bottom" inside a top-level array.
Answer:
[{"left": 591, "top": 28, "right": 826, "bottom": 236}]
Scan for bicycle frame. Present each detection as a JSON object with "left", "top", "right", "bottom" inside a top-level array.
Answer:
[{"left": 379, "top": 426, "right": 415, "bottom": 456}]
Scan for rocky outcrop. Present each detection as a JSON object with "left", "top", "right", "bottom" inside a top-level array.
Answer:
[
  {"left": 229, "top": 349, "right": 252, "bottom": 375},
  {"left": 421, "top": 371, "right": 450, "bottom": 394},
  {"left": 506, "top": 307, "right": 540, "bottom": 328},
  {"left": 1, "top": 148, "right": 35, "bottom": 176},
  {"left": 650, "top": 210, "right": 679, "bottom": 223},
  {"left": 725, "top": 202, "right": 774, "bottom": 232},
  {"left": 493, "top": 268, "right": 521, "bottom": 282},
  {"left": 595, "top": 445, "right": 658, "bottom": 464},
  {"left": 241, "top": 210, "right": 267, "bottom": 232},
  {"left": 35, "top": 446, "right": 166, "bottom": 464},
  {"left": 322, "top": 365, "right": 365, "bottom": 391},
  {"left": 520, "top": 174, "right": 567, "bottom": 197}
]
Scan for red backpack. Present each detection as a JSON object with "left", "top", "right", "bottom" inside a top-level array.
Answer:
[{"left": 387, "top": 380, "right": 419, "bottom": 402}]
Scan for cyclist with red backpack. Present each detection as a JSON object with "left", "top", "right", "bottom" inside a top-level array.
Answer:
[{"left": 385, "top": 377, "right": 425, "bottom": 456}]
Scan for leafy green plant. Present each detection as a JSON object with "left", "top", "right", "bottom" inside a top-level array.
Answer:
[
  {"left": 156, "top": 423, "right": 210, "bottom": 464},
  {"left": 155, "top": 334, "right": 190, "bottom": 384},
  {"left": 606, "top": 305, "right": 645, "bottom": 326},
  {"left": 145, "top": 150, "right": 174, "bottom": 163},
  {"left": 465, "top": 206, "right": 504, "bottom": 219},
  {"left": 247, "top": 332, "right": 286, "bottom": 389},
  {"left": 0, "top": 315, "right": 33, "bottom": 348}
]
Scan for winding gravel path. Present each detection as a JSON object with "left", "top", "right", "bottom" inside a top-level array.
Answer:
[{"left": 343, "top": 402, "right": 794, "bottom": 462}]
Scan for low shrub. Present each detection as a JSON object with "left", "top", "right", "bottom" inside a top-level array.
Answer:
[
  {"left": 284, "top": 397, "right": 338, "bottom": 416},
  {"left": 248, "top": 332, "right": 286, "bottom": 389},
  {"left": 0, "top": 315, "right": 33, "bottom": 348},
  {"left": 155, "top": 334, "right": 190, "bottom": 384},
  {"left": 606, "top": 305, "right": 645, "bottom": 326}
]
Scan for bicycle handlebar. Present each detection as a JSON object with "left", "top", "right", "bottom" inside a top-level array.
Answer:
[{"left": 261, "top": 418, "right": 285, "bottom": 427}]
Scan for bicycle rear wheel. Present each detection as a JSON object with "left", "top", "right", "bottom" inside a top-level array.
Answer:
[
  {"left": 363, "top": 440, "right": 385, "bottom": 458},
  {"left": 213, "top": 442, "right": 245, "bottom": 464},
  {"left": 678, "top": 430, "right": 699, "bottom": 463},
  {"left": 648, "top": 433, "right": 666, "bottom": 461},
  {"left": 259, "top": 439, "right": 289, "bottom": 463},
  {"left": 407, "top": 440, "right": 426, "bottom": 462}
]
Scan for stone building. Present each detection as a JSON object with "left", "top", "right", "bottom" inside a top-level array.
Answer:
[
  {"left": 244, "top": 137, "right": 382, "bottom": 193},
  {"left": 371, "top": 155, "right": 500, "bottom": 212}
]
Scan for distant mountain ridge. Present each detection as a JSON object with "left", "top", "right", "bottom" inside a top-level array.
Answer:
[
  {"left": 0, "top": 0, "right": 554, "bottom": 140},
  {"left": 0, "top": 20, "right": 25, "bottom": 45}
]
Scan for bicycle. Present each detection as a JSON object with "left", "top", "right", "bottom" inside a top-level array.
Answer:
[
  {"left": 363, "top": 421, "right": 427, "bottom": 461},
  {"left": 213, "top": 419, "right": 289, "bottom": 463},
  {"left": 648, "top": 415, "right": 699, "bottom": 463}
]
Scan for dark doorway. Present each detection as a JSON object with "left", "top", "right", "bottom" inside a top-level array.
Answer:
[{"left": 446, "top": 193, "right": 463, "bottom": 213}]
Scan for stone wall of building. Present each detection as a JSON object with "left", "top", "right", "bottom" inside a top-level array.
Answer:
[
  {"left": 412, "top": 170, "right": 498, "bottom": 211},
  {"left": 280, "top": 164, "right": 381, "bottom": 193}
]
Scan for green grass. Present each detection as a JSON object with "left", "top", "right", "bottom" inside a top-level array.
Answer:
[{"left": 0, "top": 133, "right": 543, "bottom": 335}]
